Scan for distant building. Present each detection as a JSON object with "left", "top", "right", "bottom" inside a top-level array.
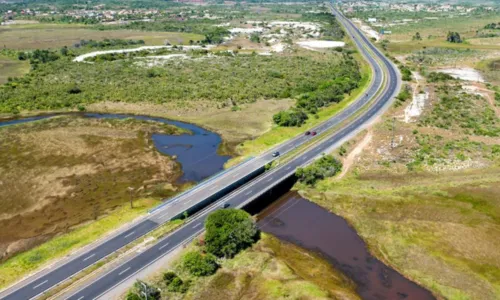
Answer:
[{"left": 368, "top": 18, "right": 377, "bottom": 23}]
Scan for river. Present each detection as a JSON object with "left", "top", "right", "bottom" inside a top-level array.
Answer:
[
  {"left": 0, "top": 113, "right": 231, "bottom": 183},
  {"left": 258, "top": 191, "right": 435, "bottom": 300}
]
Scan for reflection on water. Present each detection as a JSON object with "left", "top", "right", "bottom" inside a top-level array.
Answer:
[
  {"left": 258, "top": 192, "right": 435, "bottom": 300},
  {"left": 0, "top": 113, "right": 231, "bottom": 183}
]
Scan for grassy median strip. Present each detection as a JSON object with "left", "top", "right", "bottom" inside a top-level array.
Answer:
[{"left": 0, "top": 198, "right": 162, "bottom": 290}]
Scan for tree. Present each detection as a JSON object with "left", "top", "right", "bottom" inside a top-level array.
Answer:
[
  {"left": 447, "top": 31, "right": 462, "bottom": 43},
  {"left": 182, "top": 251, "right": 219, "bottom": 276},
  {"left": 204, "top": 209, "right": 259, "bottom": 258},
  {"left": 412, "top": 32, "right": 422, "bottom": 41}
]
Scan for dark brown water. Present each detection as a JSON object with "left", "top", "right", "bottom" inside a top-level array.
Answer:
[{"left": 257, "top": 192, "right": 435, "bottom": 300}]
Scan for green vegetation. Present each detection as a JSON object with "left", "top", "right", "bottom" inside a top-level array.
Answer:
[
  {"left": 295, "top": 155, "right": 342, "bottom": 186},
  {"left": 182, "top": 251, "right": 219, "bottom": 277},
  {"left": 272, "top": 54, "right": 361, "bottom": 127},
  {"left": 205, "top": 209, "right": 259, "bottom": 258},
  {"left": 420, "top": 85, "right": 499, "bottom": 137},
  {"left": 272, "top": 109, "right": 308, "bottom": 127},
  {"left": 395, "top": 85, "right": 411, "bottom": 107},
  {"left": 126, "top": 280, "right": 161, "bottom": 300},
  {"left": 427, "top": 71, "right": 454, "bottom": 83},
  {"left": 446, "top": 31, "right": 463, "bottom": 43},
  {"left": 77, "top": 38, "right": 145, "bottom": 49},
  {"left": 399, "top": 64, "right": 412, "bottom": 81},
  {"left": 0, "top": 51, "right": 349, "bottom": 113},
  {"left": 127, "top": 233, "right": 359, "bottom": 299}
]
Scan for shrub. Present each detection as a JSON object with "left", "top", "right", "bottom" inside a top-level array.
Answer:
[
  {"left": 295, "top": 155, "right": 342, "bottom": 185},
  {"left": 273, "top": 109, "right": 308, "bottom": 127},
  {"left": 133, "top": 280, "right": 160, "bottom": 300},
  {"left": 163, "top": 271, "right": 178, "bottom": 285},
  {"left": 205, "top": 209, "right": 259, "bottom": 258},
  {"left": 182, "top": 251, "right": 219, "bottom": 276},
  {"left": 447, "top": 31, "right": 463, "bottom": 43},
  {"left": 427, "top": 72, "right": 454, "bottom": 83}
]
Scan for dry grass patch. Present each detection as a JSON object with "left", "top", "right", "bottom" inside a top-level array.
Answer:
[
  {"left": 0, "top": 24, "right": 204, "bottom": 49},
  {"left": 0, "top": 115, "right": 183, "bottom": 261},
  {"left": 0, "top": 55, "right": 30, "bottom": 84}
]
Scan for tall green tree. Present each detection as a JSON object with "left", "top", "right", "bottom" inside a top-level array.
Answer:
[{"left": 204, "top": 209, "right": 259, "bottom": 258}]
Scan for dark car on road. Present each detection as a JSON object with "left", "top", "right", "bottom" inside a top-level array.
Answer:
[
  {"left": 272, "top": 151, "right": 280, "bottom": 157},
  {"left": 311, "top": 131, "right": 317, "bottom": 136},
  {"left": 305, "top": 131, "right": 311, "bottom": 136}
]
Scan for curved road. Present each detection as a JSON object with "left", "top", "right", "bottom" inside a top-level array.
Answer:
[{"left": 0, "top": 4, "right": 400, "bottom": 300}]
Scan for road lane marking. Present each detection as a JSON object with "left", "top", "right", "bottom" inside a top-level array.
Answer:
[
  {"left": 33, "top": 280, "right": 48, "bottom": 289},
  {"left": 77, "top": 297, "right": 84, "bottom": 300},
  {"left": 265, "top": 177, "right": 274, "bottom": 182},
  {"left": 118, "top": 267, "right": 131, "bottom": 276},
  {"left": 82, "top": 253, "right": 95, "bottom": 261},
  {"left": 244, "top": 190, "right": 252, "bottom": 196},
  {"left": 209, "top": 185, "right": 218, "bottom": 191},
  {"left": 159, "top": 242, "right": 170, "bottom": 250},
  {"left": 192, "top": 223, "right": 202, "bottom": 229},
  {"left": 285, "top": 166, "right": 292, "bottom": 170},
  {"left": 124, "top": 231, "right": 135, "bottom": 239},
  {"left": 232, "top": 172, "right": 240, "bottom": 178}
]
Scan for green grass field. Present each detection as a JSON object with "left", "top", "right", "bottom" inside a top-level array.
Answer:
[
  {"left": 0, "top": 23, "right": 204, "bottom": 49},
  {"left": 0, "top": 55, "right": 30, "bottom": 84}
]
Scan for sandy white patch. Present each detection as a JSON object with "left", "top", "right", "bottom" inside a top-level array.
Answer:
[
  {"left": 73, "top": 45, "right": 209, "bottom": 62},
  {"left": 296, "top": 40, "right": 345, "bottom": 51},
  {"left": 439, "top": 68, "right": 485, "bottom": 82},
  {"left": 352, "top": 19, "right": 380, "bottom": 41},
  {"left": 271, "top": 43, "right": 286, "bottom": 52},
  {"left": 269, "top": 21, "right": 320, "bottom": 31},
  {"left": 404, "top": 91, "right": 428, "bottom": 123},
  {"left": 229, "top": 27, "right": 264, "bottom": 34}
]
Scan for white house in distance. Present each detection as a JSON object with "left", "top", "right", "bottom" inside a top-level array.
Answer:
[{"left": 368, "top": 18, "right": 377, "bottom": 23}]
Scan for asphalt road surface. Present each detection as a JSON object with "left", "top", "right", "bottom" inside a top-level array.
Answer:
[{"left": 0, "top": 4, "right": 400, "bottom": 300}]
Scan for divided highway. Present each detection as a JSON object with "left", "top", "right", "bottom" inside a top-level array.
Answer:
[{"left": 0, "top": 4, "right": 400, "bottom": 300}]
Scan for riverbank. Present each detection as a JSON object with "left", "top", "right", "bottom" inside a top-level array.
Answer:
[{"left": 124, "top": 233, "right": 360, "bottom": 300}]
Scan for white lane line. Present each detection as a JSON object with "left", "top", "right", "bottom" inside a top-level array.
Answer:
[
  {"left": 232, "top": 172, "right": 240, "bottom": 178},
  {"left": 123, "top": 231, "right": 135, "bottom": 239},
  {"left": 285, "top": 166, "right": 292, "bottom": 170},
  {"left": 77, "top": 297, "right": 84, "bottom": 300},
  {"left": 118, "top": 267, "right": 131, "bottom": 276},
  {"left": 265, "top": 177, "right": 274, "bottom": 182},
  {"left": 32, "top": 280, "right": 48, "bottom": 289},
  {"left": 82, "top": 253, "right": 95, "bottom": 261},
  {"left": 192, "top": 223, "right": 202, "bottom": 229},
  {"left": 244, "top": 190, "right": 253, "bottom": 196},
  {"left": 159, "top": 242, "right": 170, "bottom": 250},
  {"left": 302, "top": 156, "right": 308, "bottom": 160},
  {"left": 209, "top": 185, "right": 218, "bottom": 191}
]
